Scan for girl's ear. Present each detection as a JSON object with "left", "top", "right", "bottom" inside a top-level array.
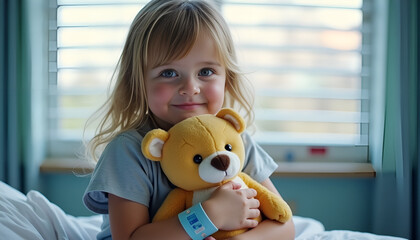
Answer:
[
  {"left": 141, "top": 129, "right": 169, "bottom": 161},
  {"left": 216, "top": 108, "right": 246, "bottom": 133}
]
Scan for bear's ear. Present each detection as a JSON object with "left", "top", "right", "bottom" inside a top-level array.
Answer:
[
  {"left": 216, "top": 108, "right": 246, "bottom": 133},
  {"left": 141, "top": 129, "right": 169, "bottom": 161}
]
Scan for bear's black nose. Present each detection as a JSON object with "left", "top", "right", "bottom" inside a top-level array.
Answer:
[{"left": 211, "top": 154, "right": 230, "bottom": 171}]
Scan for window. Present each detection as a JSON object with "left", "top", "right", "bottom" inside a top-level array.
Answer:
[{"left": 49, "top": 0, "right": 373, "bottom": 162}]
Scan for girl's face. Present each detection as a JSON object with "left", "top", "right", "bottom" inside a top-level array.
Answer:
[{"left": 146, "top": 34, "right": 226, "bottom": 130}]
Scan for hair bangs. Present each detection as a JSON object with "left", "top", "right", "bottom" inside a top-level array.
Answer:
[{"left": 146, "top": 2, "right": 209, "bottom": 69}]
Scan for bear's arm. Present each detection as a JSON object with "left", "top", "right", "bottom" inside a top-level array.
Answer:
[
  {"left": 238, "top": 172, "right": 292, "bottom": 223},
  {"left": 152, "top": 188, "right": 189, "bottom": 222}
]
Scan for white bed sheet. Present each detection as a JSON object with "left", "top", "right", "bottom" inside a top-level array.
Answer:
[
  {"left": 293, "top": 216, "right": 407, "bottom": 240},
  {"left": 0, "top": 181, "right": 407, "bottom": 240},
  {"left": 0, "top": 181, "right": 101, "bottom": 239}
]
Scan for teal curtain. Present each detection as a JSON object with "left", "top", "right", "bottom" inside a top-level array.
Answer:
[
  {"left": 1, "top": 0, "right": 48, "bottom": 192},
  {"left": 0, "top": 0, "right": 24, "bottom": 190},
  {"left": 374, "top": 0, "right": 419, "bottom": 239}
]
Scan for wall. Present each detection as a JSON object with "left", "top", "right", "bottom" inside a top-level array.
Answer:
[
  {"left": 272, "top": 177, "right": 374, "bottom": 232},
  {"left": 40, "top": 173, "right": 93, "bottom": 217}
]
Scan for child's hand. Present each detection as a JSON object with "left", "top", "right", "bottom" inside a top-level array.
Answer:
[
  {"left": 204, "top": 237, "right": 216, "bottom": 240},
  {"left": 202, "top": 181, "right": 260, "bottom": 231}
]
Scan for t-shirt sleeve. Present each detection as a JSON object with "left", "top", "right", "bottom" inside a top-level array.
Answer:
[
  {"left": 241, "top": 131, "right": 278, "bottom": 183},
  {"left": 83, "top": 131, "right": 154, "bottom": 214}
]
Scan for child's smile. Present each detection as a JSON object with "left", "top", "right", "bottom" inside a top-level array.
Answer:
[{"left": 172, "top": 102, "right": 206, "bottom": 111}]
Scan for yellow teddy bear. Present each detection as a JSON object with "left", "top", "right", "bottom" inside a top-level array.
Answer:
[{"left": 141, "top": 108, "right": 292, "bottom": 239}]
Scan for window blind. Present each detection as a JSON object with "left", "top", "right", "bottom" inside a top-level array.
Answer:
[
  {"left": 49, "top": 0, "right": 371, "bottom": 161},
  {"left": 222, "top": 1, "right": 369, "bottom": 147}
]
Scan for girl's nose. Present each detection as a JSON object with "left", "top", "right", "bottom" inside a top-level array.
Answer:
[{"left": 178, "top": 76, "right": 200, "bottom": 96}]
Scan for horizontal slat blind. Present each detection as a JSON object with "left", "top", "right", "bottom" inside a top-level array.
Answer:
[
  {"left": 49, "top": 0, "right": 370, "bottom": 155},
  {"left": 49, "top": 0, "right": 146, "bottom": 141},
  {"left": 222, "top": 0, "right": 369, "bottom": 146}
]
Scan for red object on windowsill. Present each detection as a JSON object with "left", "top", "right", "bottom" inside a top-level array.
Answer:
[{"left": 309, "top": 147, "right": 327, "bottom": 155}]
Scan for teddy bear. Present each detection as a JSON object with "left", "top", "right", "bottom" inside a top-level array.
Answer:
[{"left": 141, "top": 108, "right": 292, "bottom": 239}]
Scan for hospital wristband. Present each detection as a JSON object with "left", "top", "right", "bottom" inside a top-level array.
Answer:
[{"left": 178, "top": 202, "right": 218, "bottom": 240}]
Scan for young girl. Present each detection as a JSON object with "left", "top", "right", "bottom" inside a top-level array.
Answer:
[{"left": 83, "top": 0, "right": 295, "bottom": 239}]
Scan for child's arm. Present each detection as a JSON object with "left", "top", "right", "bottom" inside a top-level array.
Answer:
[
  {"left": 108, "top": 181, "right": 260, "bottom": 240},
  {"left": 226, "top": 178, "right": 295, "bottom": 240},
  {"left": 108, "top": 193, "right": 190, "bottom": 240},
  {"left": 229, "top": 218, "right": 295, "bottom": 240}
]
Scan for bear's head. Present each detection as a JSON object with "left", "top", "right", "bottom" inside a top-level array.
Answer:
[{"left": 141, "top": 108, "right": 246, "bottom": 191}]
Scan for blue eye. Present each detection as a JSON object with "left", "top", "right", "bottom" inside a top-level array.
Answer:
[
  {"left": 199, "top": 68, "right": 214, "bottom": 77},
  {"left": 160, "top": 69, "right": 177, "bottom": 78}
]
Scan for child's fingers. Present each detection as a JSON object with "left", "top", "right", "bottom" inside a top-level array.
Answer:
[
  {"left": 242, "top": 188, "right": 257, "bottom": 199},
  {"left": 207, "top": 183, "right": 261, "bottom": 230},
  {"left": 242, "top": 218, "right": 259, "bottom": 229},
  {"left": 248, "top": 208, "right": 261, "bottom": 219},
  {"left": 248, "top": 198, "right": 260, "bottom": 209},
  {"left": 220, "top": 180, "right": 242, "bottom": 190},
  {"left": 204, "top": 237, "right": 216, "bottom": 240}
]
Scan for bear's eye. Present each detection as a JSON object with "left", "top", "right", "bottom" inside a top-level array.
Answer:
[
  {"left": 225, "top": 144, "right": 232, "bottom": 151},
  {"left": 193, "top": 154, "right": 203, "bottom": 164}
]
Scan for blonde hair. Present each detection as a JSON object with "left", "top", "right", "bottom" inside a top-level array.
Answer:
[{"left": 85, "top": 0, "right": 254, "bottom": 162}]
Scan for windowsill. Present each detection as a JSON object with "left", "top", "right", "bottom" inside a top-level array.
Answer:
[
  {"left": 40, "top": 158, "right": 375, "bottom": 178},
  {"left": 40, "top": 158, "right": 95, "bottom": 174},
  {"left": 273, "top": 162, "right": 376, "bottom": 178}
]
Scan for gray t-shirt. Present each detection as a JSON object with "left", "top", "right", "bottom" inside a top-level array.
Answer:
[{"left": 83, "top": 123, "right": 278, "bottom": 239}]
